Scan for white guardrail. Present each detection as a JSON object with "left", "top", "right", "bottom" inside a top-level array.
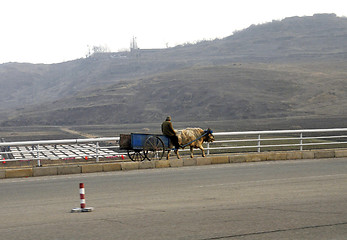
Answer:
[
  {"left": 0, "top": 137, "right": 120, "bottom": 166},
  {"left": 1, "top": 128, "right": 347, "bottom": 166}
]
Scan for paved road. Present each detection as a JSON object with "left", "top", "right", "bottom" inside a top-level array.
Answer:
[{"left": 0, "top": 158, "right": 347, "bottom": 240}]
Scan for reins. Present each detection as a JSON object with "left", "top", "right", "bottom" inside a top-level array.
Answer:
[{"left": 179, "top": 128, "right": 213, "bottom": 149}]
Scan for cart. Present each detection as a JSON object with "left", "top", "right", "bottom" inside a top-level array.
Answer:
[{"left": 119, "top": 133, "right": 170, "bottom": 161}]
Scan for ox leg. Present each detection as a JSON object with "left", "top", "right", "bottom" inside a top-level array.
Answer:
[
  {"left": 190, "top": 146, "right": 194, "bottom": 158},
  {"left": 200, "top": 146, "right": 206, "bottom": 157},
  {"left": 174, "top": 149, "right": 180, "bottom": 159},
  {"left": 167, "top": 150, "right": 171, "bottom": 160}
]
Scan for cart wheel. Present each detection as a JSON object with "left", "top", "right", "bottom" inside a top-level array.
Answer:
[
  {"left": 127, "top": 149, "right": 146, "bottom": 161},
  {"left": 144, "top": 136, "right": 165, "bottom": 161}
]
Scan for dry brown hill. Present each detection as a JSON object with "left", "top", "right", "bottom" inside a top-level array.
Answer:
[{"left": 1, "top": 14, "right": 347, "bottom": 127}]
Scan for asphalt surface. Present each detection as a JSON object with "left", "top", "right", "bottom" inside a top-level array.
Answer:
[{"left": 0, "top": 158, "right": 347, "bottom": 240}]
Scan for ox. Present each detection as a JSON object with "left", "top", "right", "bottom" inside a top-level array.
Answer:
[{"left": 167, "top": 128, "right": 215, "bottom": 159}]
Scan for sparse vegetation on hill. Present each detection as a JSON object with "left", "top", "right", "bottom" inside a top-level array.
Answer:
[{"left": 1, "top": 14, "right": 347, "bottom": 131}]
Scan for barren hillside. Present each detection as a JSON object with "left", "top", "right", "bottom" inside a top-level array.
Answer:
[{"left": 1, "top": 14, "right": 347, "bottom": 127}]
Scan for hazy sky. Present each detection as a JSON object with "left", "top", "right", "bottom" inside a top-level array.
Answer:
[{"left": 1, "top": 0, "right": 346, "bottom": 64}]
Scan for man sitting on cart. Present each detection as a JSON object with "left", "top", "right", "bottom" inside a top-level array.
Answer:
[{"left": 161, "top": 116, "right": 180, "bottom": 152}]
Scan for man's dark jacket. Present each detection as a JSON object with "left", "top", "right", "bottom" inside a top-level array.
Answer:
[{"left": 161, "top": 120, "right": 176, "bottom": 136}]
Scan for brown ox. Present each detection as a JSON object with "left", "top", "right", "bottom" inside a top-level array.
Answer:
[{"left": 167, "top": 128, "right": 214, "bottom": 159}]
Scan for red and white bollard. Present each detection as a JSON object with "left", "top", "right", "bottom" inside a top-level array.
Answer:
[
  {"left": 71, "top": 183, "right": 94, "bottom": 213},
  {"left": 80, "top": 183, "right": 86, "bottom": 209}
]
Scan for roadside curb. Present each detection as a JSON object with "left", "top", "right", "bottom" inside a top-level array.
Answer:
[{"left": 1, "top": 148, "right": 346, "bottom": 179}]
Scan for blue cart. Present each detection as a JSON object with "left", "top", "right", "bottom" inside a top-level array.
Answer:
[{"left": 119, "top": 133, "right": 170, "bottom": 161}]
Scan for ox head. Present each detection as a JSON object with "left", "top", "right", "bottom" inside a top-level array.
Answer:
[{"left": 203, "top": 128, "right": 215, "bottom": 143}]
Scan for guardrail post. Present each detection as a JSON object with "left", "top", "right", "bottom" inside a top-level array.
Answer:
[
  {"left": 207, "top": 143, "right": 210, "bottom": 155},
  {"left": 96, "top": 142, "right": 99, "bottom": 162},
  {"left": 257, "top": 134, "right": 261, "bottom": 152},
  {"left": 37, "top": 144, "right": 41, "bottom": 166},
  {"left": 300, "top": 133, "right": 303, "bottom": 151}
]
